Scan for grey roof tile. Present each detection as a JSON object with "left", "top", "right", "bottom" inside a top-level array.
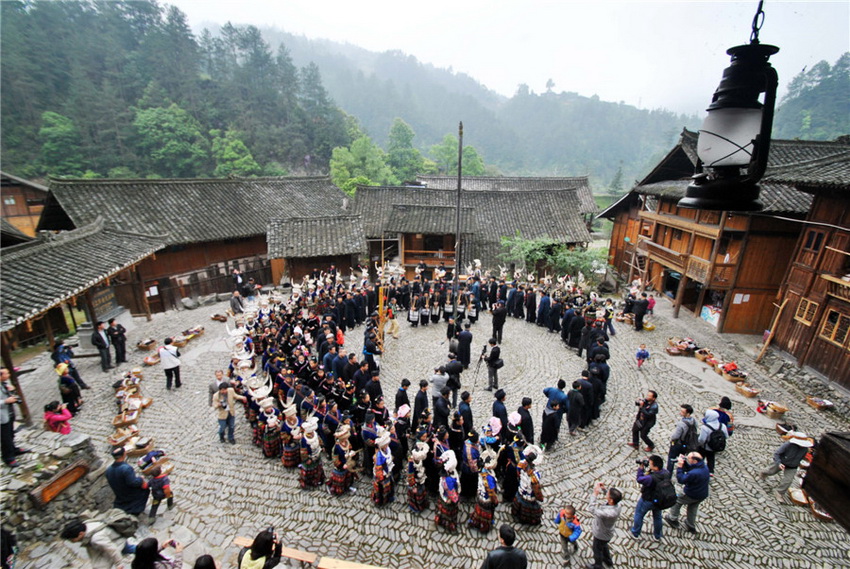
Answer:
[
  {"left": 267, "top": 215, "right": 366, "bottom": 259},
  {"left": 1, "top": 218, "right": 166, "bottom": 331}
]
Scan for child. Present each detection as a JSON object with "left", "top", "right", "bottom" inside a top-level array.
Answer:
[
  {"left": 148, "top": 465, "right": 174, "bottom": 519},
  {"left": 636, "top": 344, "right": 650, "bottom": 370},
  {"left": 553, "top": 504, "right": 582, "bottom": 566},
  {"left": 647, "top": 294, "right": 656, "bottom": 315}
]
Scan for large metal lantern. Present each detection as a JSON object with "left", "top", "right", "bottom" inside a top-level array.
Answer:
[{"left": 678, "top": 2, "right": 779, "bottom": 211}]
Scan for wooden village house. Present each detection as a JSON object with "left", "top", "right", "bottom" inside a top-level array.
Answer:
[
  {"left": 36, "top": 177, "right": 353, "bottom": 314},
  {"left": 354, "top": 176, "right": 596, "bottom": 279},
  {"left": 601, "top": 129, "right": 849, "bottom": 385},
  {"left": 1, "top": 171, "right": 48, "bottom": 245}
]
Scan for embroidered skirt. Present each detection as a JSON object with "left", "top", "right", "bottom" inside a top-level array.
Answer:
[
  {"left": 262, "top": 427, "right": 281, "bottom": 458},
  {"left": 511, "top": 495, "right": 542, "bottom": 525},
  {"left": 407, "top": 483, "right": 429, "bottom": 513},
  {"left": 252, "top": 422, "right": 264, "bottom": 447},
  {"left": 299, "top": 459, "right": 325, "bottom": 489},
  {"left": 327, "top": 467, "right": 353, "bottom": 496},
  {"left": 468, "top": 499, "right": 496, "bottom": 532},
  {"left": 434, "top": 497, "right": 459, "bottom": 532},
  {"left": 282, "top": 444, "right": 301, "bottom": 468},
  {"left": 371, "top": 475, "right": 395, "bottom": 506}
]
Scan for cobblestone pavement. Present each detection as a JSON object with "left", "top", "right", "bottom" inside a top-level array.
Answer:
[{"left": 8, "top": 295, "right": 850, "bottom": 569}]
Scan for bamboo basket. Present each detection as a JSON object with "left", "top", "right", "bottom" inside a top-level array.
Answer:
[
  {"left": 183, "top": 326, "right": 205, "bottom": 336},
  {"left": 765, "top": 404, "right": 789, "bottom": 420},
  {"left": 723, "top": 369, "right": 748, "bottom": 382},
  {"left": 666, "top": 347, "right": 682, "bottom": 356},
  {"left": 171, "top": 335, "right": 189, "bottom": 348},
  {"left": 107, "top": 425, "right": 139, "bottom": 446},
  {"left": 668, "top": 337, "right": 680, "bottom": 347},
  {"left": 131, "top": 368, "right": 143, "bottom": 378},
  {"left": 126, "top": 438, "right": 155, "bottom": 458},
  {"left": 774, "top": 422, "right": 795, "bottom": 436},
  {"left": 735, "top": 382, "right": 761, "bottom": 398},
  {"left": 143, "top": 355, "right": 160, "bottom": 366},
  {"left": 806, "top": 396, "right": 833, "bottom": 410},
  {"left": 695, "top": 348, "right": 713, "bottom": 362},
  {"left": 112, "top": 410, "right": 140, "bottom": 428},
  {"left": 141, "top": 457, "right": 173, "bottom": 476},
  {"left": 136, "top": 338, "right": 156, "bottom": 351},
  {"left": 788, "top": 488, "right": 809, "bottom": 506},
  {"left": 809, "top": 499, "right": 834, "bottom": 522},
  {"left": 211, "top": 314, "right": 228, "bottom": 322}
]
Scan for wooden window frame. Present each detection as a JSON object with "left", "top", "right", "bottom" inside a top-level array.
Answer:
[
  {"left": 802, "top": 229, "right": 825, "bottom": 253},
  {"left": 794, "top": 298, "right": 819, "bottom": 326},
  {"left": 819, "top": 308, "right": 850, "bottom": 349}
]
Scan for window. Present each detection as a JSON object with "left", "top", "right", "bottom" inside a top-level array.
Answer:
[
  {"left": 803, "top": 230, "right": 825, "bottom": 253},
  {"left": 819, "top": 309, "right": 850, "bottom": 347},
  {"left": 794, "top": 299, "right": 819, "bottom": 326},
  {"left": 672, "top": 229, "right": 683, "bottom": 241},
  {"left": 3, "top": 197, "right": 15, "bottom": 205}
]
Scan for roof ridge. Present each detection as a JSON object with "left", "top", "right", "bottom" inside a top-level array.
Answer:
[{"left": 48, "top": 175, "right": 333, "bottom": 186}]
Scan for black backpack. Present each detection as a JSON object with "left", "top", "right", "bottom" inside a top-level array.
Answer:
[
  {"left": 707, "top": 424, "right": 727, "bottom": 452},
  {"left": 681, "top": 421, "right": 699, "bottom": 452},
  {"left": 651, "top": 472, "right": 677, "bottom": 510}
]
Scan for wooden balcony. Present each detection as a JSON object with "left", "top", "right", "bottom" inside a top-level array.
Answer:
[
  {"left": 640, "top": 238, "right": 685, "bottom": 271},
  {"left": 638, "top": 211, "right": 723, "bottom": 239},
  {"left": 823, "top": 274, "right": 850, "bottom": 301},
  {"left": 402, "top": 249, "right": 455, "bottom": 267},
  {"left": 685, "top": 256, "right": 735, "bottom": 289}
]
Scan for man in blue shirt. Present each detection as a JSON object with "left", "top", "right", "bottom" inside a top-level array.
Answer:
[{"left": 665, "top": 452, "right": 710, "bottom": 533}]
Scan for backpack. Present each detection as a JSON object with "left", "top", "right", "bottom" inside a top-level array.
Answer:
[
  {"left": 99, "top": 508, "right": 139, "bottom": 537},
  {"left": 650, "top": 472, "right": 677, "bottom": 510},
  {"left": 680, "top": 421, "right": 699, "bottom": 453},
  {"left": 707, "top": 424, "right": 727, "bottom": 452}
]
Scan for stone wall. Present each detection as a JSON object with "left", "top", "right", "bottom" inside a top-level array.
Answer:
[{"left": 0, "top": 429, "right": 111, "bottom": 544}]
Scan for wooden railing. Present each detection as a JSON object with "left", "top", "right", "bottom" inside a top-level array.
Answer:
[
  {"left": 823, "top": 274, "right": 850, "bottom": 301},
  {"left": 685, "top": 255, "right": 736, "bottom": 288},
  {"left": 403, "top": 250, "right": 455, "bottom": 266},
  {"left": 641, "top": 239, "right": 685, "bottom": 271}
]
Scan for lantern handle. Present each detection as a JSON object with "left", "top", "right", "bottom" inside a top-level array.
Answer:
[{"left": 750, "top": 0, "right": 765, "bottom": 44}]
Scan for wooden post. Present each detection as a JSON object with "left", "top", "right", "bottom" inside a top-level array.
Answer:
[
  {"left": 84, "top": 290, "right": 97, "bottom": 325},
  {"left": 134, "top": 266, "right": 152, "bottom": 322},
  {"left": 673, "top": 274, "right": 689, "bottom": 318},
  {"left": 41, "top": 313, "right": 55, "bottom": 351},
  {"left": 1, "top": 332, "right": 32, "bottom": 426},
  {"left": 66, "top": 301, "right": 78, "bottom": 333},
  {"left": 756, "top": 299, "right": 788, "bottom": 363}
]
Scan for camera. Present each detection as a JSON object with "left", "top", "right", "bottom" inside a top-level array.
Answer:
[
  {"left": 635, "top": 458, "right": 649, "bottom": 467},
  {"left": 266, "top": 526, "right": 275, "bottom": 534}
]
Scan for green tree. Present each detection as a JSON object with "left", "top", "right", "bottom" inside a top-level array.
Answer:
[
  {"left": 607, "top": 166, "right": 624, "bottom": 198},
  {"left": 133, "top": 103, "right": 210, "bottom": 177},
  {"left": 429, "top": 133, "right": 487, "bottom": 175},
  {"left": 499, "top": 233, "right": 606, "bottom": 283},
  {"left": 386, "top": 118, "right": 424, "bottom": 182},
  {"left": 210, "top": 129, "right": 261, "bottom": 177},
  {"left": 330, "top": 135, "right": 397, "bottom": 195},
  {"left": 39, "top": 111, "right": 84, "bottom": 176}
]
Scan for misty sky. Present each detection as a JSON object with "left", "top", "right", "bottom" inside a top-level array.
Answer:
[{"left": 167, "top": 0, "right": 849, "bottom": 115}]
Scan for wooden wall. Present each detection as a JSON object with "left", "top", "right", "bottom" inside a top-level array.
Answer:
[{"left": 1, "top": 183, "right": 47, "bottom": 236}]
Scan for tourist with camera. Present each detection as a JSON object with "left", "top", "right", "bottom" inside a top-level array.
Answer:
[
  {"left": 627, "top": 391, "right": 659, "bottom": 452},
  {"left": 629, "top": 455, "right": 670, "bottom": 541},
  {"left": 664, "top": 452, "right": 710, "bottom": 534},
  {"left": 237, "top": 529, "right": 282, "bottom": 569},
  {"left": 586, "top": 481, "right": 623, "bottom": 569}
]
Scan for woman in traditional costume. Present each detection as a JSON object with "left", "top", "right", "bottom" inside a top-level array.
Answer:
[
  {"left": 407, "top": 440, "right": 430, "bottom": 513},
  {"left": 434, "top": 450, "right": 461, "bottom": 533},
  {"left": 460, "top": 430, "right": 481, "bottom": 500},
  {"left": 511, "top": 444, "right": 544, "bottom": 525},
  {"left": 258, "top": 398, "right": 282, "bottom": 458},
  {"left": 371, "top": 428, "right": 395, "bottom": 506},
  {"left": 298, "top": 417, "right": 325, "bottom": 489},
  {"left": 280, "top": 404, "right": 303, "bottom": 468},
  {"left": 327, "top": 424, "right": 358, "bottom": 496},
  {"left": 468, "top": 447, "right": 500, "bottom": 533}
]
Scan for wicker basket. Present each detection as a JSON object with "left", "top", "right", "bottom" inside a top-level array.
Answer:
[
  {"left": 131, "top": 368, "right": 143, "bottom": 378},
  {"left": 171, "top": 336, "right": 189, "bottom": 348},
  {"left": 141, "top": 457, "right": 173, "bottom": 476},
  {"left": 136, "top": 338, "right": 156, "bottom": 351},
  {"left": 666, "top": 347, "right": 682, "bottom": 356},
  {"left": 809, "top": 499, "right": 834, "bottom": 522},
  {"left": 143, "top": 355, "right": 160, "bottom": 366},
  {"left": 788, "top": 488, "right": 809, "bottom": 506},
  {"left": 735, "top": 382, "right": 761, "bottom": 398},
  {"left": 211, "top": 313, "right": 228, "bottom": 322},
  {"left": 107, "top": 425, "right": 139, "bottom": 446},
  {"left": 112, "top": 410, "right": 140, "bottom": 428},
  {"left": 643, "top": 322, "right": 656, "bottom": 331},
  {"left": 695, "top": 349, "right": 713, "bottom": 362},
  {"left": 668, "top": 337, "right": 680, "bottom": 347},
  {"left": 723, "top": 369, "right": 748, "bottom": 382},
  {"left": 765, "top": 406, "right": 788, "bottom": 420},
  {"left": 126, "top": 439, "right": 155, "bottom": 458},
  {"left": 806, "top": 396, "right": 834, "bottom": 410},
  {"left": 774, "top": 422, "right": 795, "bottom": 436},
  {"left": 183, "top": 326, "right": 205, "bottom": 336}
]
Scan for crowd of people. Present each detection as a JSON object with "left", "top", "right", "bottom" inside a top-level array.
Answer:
[{"left": 26, "top": 266, "right": 816, "bottom": 569}]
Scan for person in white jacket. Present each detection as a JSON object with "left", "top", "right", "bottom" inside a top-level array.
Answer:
[
  {"left": 158, "top": 338, "right": 181, "bottom": 390},
  {"left": 697, "top": 408, "right": 728, "bottom": 475},
  {"left": 61, "top": 520, "right": 136, "bottom": 569}
]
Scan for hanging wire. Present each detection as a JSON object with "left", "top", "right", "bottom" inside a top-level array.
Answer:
[{"left": 750, "top": 0, "right": 765, "bottom": 43}]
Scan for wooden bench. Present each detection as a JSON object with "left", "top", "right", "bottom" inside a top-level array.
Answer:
[
  {"left": 317, "top": 557, "right": 387, "bottom": 569},
  {"left": 232, "top": 537, "right": 318, "bottom": 568}
]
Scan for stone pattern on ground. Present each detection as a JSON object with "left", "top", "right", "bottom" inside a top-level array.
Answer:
[{"left": 7, "top": 296, "right": 849, "bottom": 569}]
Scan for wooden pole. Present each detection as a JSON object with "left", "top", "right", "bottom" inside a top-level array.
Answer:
[
  {"left": 1, "top": 332, "right": 32, "bottom": 426},
  {"left": 41, "top": 313, "right": 56, "bottom": 351},
  {"left": 756, "top": 299, "right": 788, "bottom": 363},
  {"left": 134, "top": 265, "right": 152, "bottom": 321},
  {"left": 452, "top": 121, "right": 463, "bottom": 317}
]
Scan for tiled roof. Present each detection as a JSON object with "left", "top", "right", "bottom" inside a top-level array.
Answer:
[
  {"left": 39, "top": 177, "right": 350, "bottom": 246},
  {"left": 0, "top": 218, "right": 32, "bottom": 246},
  {"left": 353, "top": 186, "right": 591, "bottom": 268},
  {"left": 636, "top": 179, "right": 812, "bottom": 214},
  {"left": 763, "top": 150, "right": 850, "bottom": 190},
  {"left": 384, "top": 205, "right": 477, "bottom": 235},
  {"left": 414, "top": 175, "right": 598, "bottom": 214},
  {"left": 0, "top": 218, "right": 166, "bottom": 331},
  {"left": 267, "top": 216, "right": 366, "bottom": 259},
  {"left": 1, "top": 171, "right": 49, "bottom": 193}
]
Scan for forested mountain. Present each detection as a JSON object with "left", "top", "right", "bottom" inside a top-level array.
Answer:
[
  {"left": 5, "top": 1, "right": 843, "bottom": 192},
  {"left": 773, "top": 53, "right": 850, "bottom": 141}
]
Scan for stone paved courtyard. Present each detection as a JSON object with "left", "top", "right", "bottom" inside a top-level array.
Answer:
[{"left": 6, "top": 294, "right": 849, "bottom": 569}]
